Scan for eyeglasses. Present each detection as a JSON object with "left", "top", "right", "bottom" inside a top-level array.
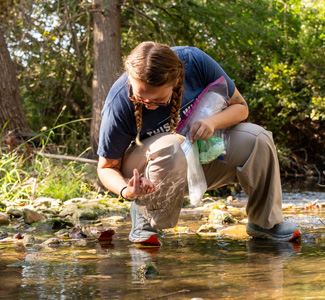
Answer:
[{"left": 128, "top": 85, "right": 172, "bottom": 107}]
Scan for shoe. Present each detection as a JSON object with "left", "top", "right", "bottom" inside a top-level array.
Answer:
[
  {"left": 129, "top": 201, "right": 162, "bottom": 246},
  {"left": 246, "top": 221, "right": 301, "bottom": 242}
]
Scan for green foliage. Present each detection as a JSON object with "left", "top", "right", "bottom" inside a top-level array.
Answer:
[{"left": 246, "top": 1, "right": 325, "bottom": 169}]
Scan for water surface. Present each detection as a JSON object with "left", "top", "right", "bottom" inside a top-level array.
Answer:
[{"left": 1, "top": 191, "right": 324, "bottom": 300}]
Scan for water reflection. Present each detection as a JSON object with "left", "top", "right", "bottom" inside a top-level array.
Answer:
[
  {"left": 244, "top": 239, "right": 301, "bottom": 299},
  {"left": 129, "top": 247, "right": 160, "bottom": 282}
]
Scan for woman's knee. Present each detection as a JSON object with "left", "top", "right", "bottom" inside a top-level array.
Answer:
[
  {"left": 146, "top": 134, "right": 187, "bottom": 181},
  {"left": 227, "top": 123, "right": 275, "bottom": 167}
]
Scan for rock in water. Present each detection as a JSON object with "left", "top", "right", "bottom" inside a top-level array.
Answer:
[
  {"left": 137, "top": 263, "right": 159, "bottom": 280},
  {"left": 23, "top": 208, "right": 44, "bottom": 224}
]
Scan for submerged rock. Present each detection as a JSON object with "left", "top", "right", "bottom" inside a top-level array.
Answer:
[
  {"left": 7, "top": 261, "right": 33, "bottom": 268},
  {"left": 43, "top": 237, "right": 61, "bottom": 246},
  {"left": 197, "top": 223, "right": 224, "bottom": 233},
  {"left": 74, "top": 239, "right": 88, "bottom": 247},
  {"left": 219, "top": 225, "right": 250, "bottom": 240},
  {"left": 69, "top": 227, "right": 88, "bottom": 239},
  {"left": 54, "top": 229, "right": 70, "bottom": 238},
  {"left": 0, "top": 231, "right": 9, "bottom": 240},
  {"left": 137, "top": 263, "right": 159, "bottom": 280},
  {"left": 23, "top": 234, "right": 42, "bottom": 247}
]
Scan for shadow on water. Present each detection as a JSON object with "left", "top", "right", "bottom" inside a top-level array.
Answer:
[{"left": 0, "top": 191, "right": 325, "bottom": 300}]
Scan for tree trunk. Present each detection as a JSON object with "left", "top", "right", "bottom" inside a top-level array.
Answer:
[
  {"left": 0, "top": 26, "right": 30, "bottom": 136},
  {"left": 90, "top": 0, "right": 121, "bottom": 157}
]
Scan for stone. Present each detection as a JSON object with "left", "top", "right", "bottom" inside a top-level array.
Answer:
[
  {"left": 0, "top": 212, "right": 10, "bottom": 226},
  {"left": 197, "top": 223, "right": 223, "bottom": 233},
  {"left": 23, "top": 208, "right": 44, "bottom": 224},
  {"left": 227, "top": 195, "right": 235, "bottom": 202},
  {"left": 63, "top": 198, "right": 88, "bottom": 206},
  {"left": 171, "top": 226, "right": 190, "bottom": 233},
  {"left": 43, "top": 237, "right": 61, "bottom": 245},
  {"left": 0, "top": 231, "right": 9, "bottom": 240},
  {"left": 219, "top": 225, "right": 250, "bottom": 240},
  {"left": 69, "top": 227, "right": 88, "bottom": 239},
  {"left": 74, "top": 239, "right": 88, "bottom": 247},
  {"left": 23, "top": 234, "right": 38, "bottom": 247},
  {"left": 33, "top": 197, "right": 53, "bottom": 208},
  {"left": 106, "top": 216, "right": 125, "bottom": 223},
  {"left": 6, "top": 207, "right": 23, "bottom": 218},
  {"left": 38, "top": 218, "right": 74, "bottom": 230},
  {"left": 75, "top": 208, "right": 99, "bottom": 220},
  {"left": 59, "top": 202, "right": 109, "bottom": 221},
  {"left": 137, "top": 263, "right": 159, "bottom": 280},
  {"left": 54, "top": 229, "right": 70, "bottom": 238},
  {"left": 208, "top": 209, "right": 237, "bottom": 225}
]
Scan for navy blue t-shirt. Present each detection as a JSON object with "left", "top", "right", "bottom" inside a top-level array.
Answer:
[{"left": 97, "top": 46, "right": 236, "bottom": 159}]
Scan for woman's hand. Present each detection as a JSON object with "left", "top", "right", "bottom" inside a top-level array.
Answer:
[
  {"left": 188, "top": 88, "right": 249, "bottom": 144},
  {"left": 123, "top": 169, "right": 156, "bottom": 199},
  {"left": 189, "top": 118, "right": 215, "bottom": 144}
]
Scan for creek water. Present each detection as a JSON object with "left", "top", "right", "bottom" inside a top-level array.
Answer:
[{"left": 1, "top": 190, "right": 325, "bottom": 300}]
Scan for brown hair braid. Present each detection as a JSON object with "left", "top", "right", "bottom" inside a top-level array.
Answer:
[
  {"left": 133, "top": 100, "right": 143, "bottom": 146},
  {"left": 125, "top": 42, "right": 185, "bottom": 146},
  {"left": 170, "top": 67, "right": 185, "bottom": 134}
]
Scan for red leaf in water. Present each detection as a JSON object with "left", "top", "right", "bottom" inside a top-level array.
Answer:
[
  {"left": 98, "top": 229, "right": 115, "bottom": 242},
  {"left": 13, "top": 232, "right": 23, "bottom": 239}
]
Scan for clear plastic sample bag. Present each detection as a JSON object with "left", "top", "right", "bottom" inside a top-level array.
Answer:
[{"left": 177, "top": 76, "right": 230, "bottom": 205}]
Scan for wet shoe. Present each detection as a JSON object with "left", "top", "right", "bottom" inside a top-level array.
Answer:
[
  {"left": 246, "top": 221, "right": 301, "bottom": 242},
  {"left": 129, "top": 201, "right": 162, "bottom": 246}
]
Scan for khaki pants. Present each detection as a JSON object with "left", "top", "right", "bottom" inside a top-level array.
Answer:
[{"left": 121, "top": 123, "right": 284, "bottom": 230}]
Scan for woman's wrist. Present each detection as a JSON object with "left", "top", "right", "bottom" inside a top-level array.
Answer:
[{"left": 119, "top": 186, "right": 132, "bottom": 200}]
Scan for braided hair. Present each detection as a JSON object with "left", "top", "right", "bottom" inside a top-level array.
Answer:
[{"left": 125, "top": 42, "right": 185, "bottom": 146}]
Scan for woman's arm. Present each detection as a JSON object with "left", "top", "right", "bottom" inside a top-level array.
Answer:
[
  {"left": 189, "top": 88, "right": 249, "bottom": 143},
  {"left": 97, "top": 156, "right": 156, "bottom": 200}
]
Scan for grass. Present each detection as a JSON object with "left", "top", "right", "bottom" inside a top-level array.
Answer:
[
  {"left": 0, "top": 145, "right": 102, "bottom": 203},
  {"left": 0, "top": 114, "right": 106, "bottom": 205}
]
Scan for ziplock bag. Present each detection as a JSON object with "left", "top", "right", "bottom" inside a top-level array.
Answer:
[
  {"left": 177, "top": 76, "right": 230, "bottom": 206},
  {"left": 177, "top": 76, "right": 230, "bottom": 163}
]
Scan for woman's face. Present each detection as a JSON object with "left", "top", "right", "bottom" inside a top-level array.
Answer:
[{"left": 128, "top": 77, "right": 174, "bottom": 110}]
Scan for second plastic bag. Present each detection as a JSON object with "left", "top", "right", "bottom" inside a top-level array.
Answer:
[
  {"left": 180, "top": 135, "right": 207, "bottom": 206},
  {"left": 197, "top": 136, "right": 225, "bottom": 164}
]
